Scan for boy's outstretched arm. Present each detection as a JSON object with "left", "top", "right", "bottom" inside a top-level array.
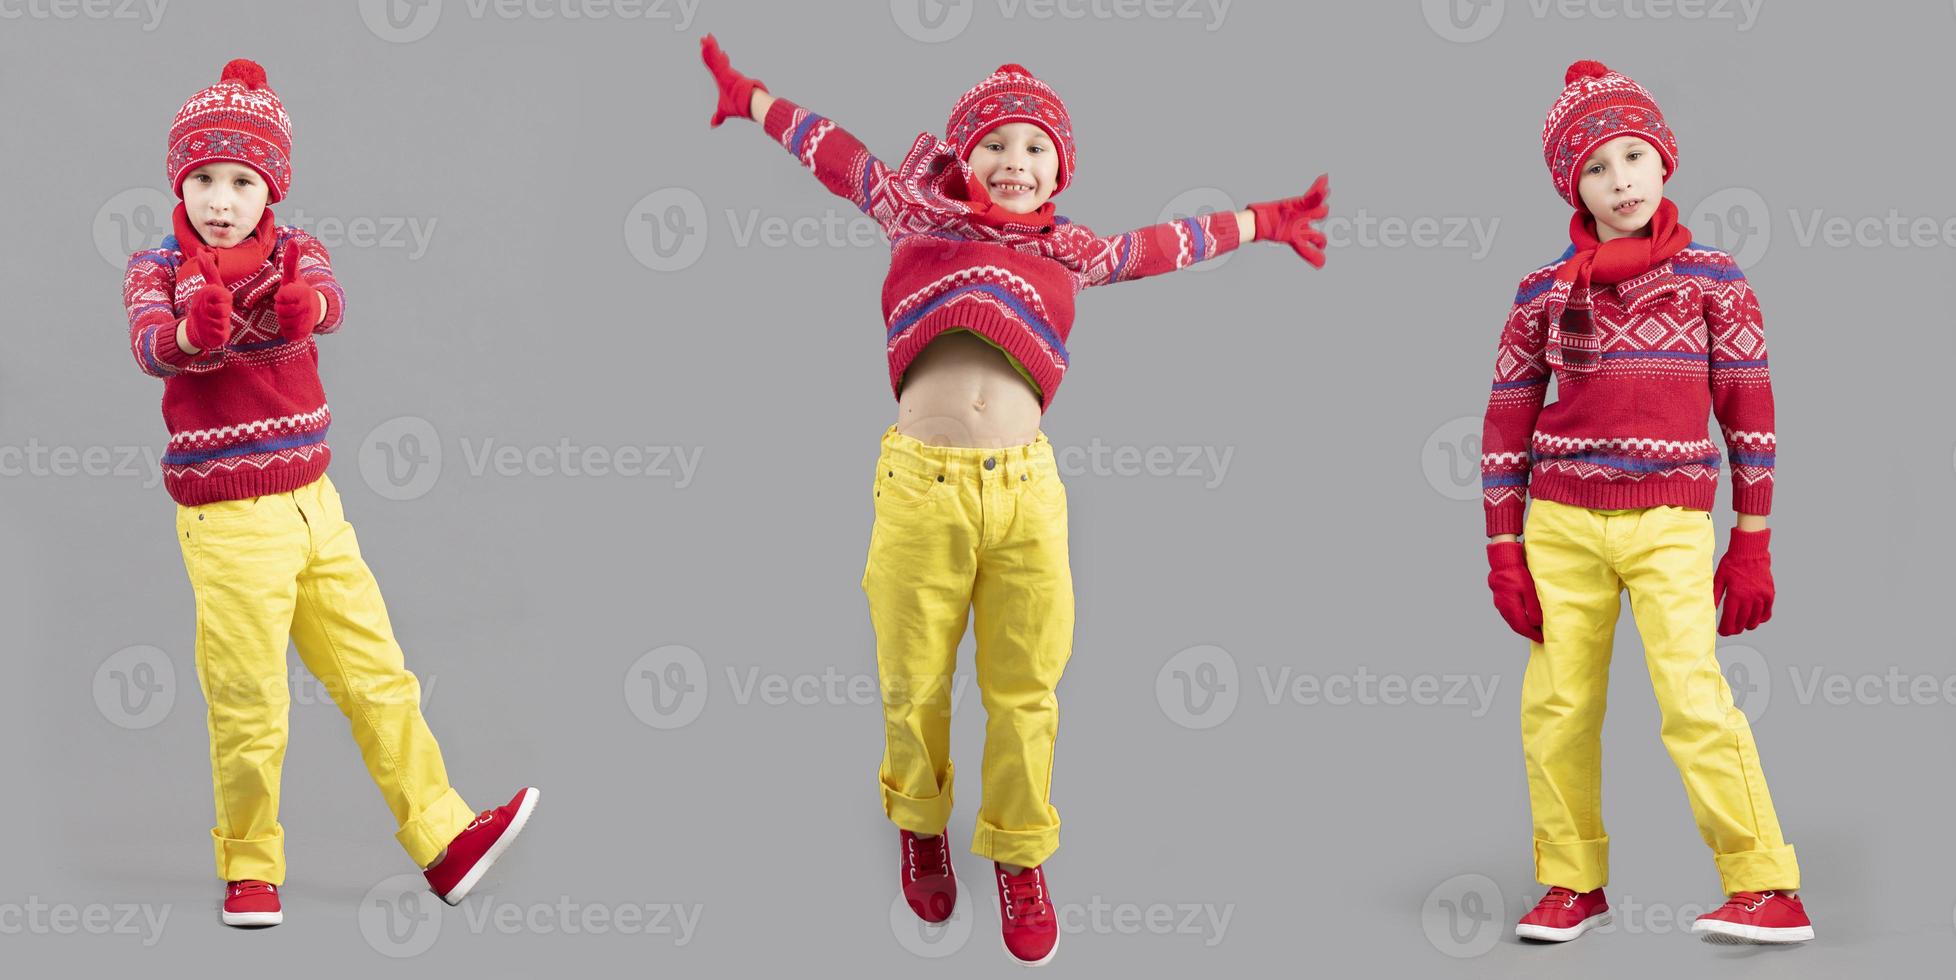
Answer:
[
  {"left": 700, "top": 34, "right": 904, "bottom": 234},
  {"left": 1078, "top": 174, "right": 1329, "bottom": 288}
]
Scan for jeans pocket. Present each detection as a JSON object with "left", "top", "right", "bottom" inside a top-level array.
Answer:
[
  {"left": 185, "top": 495, "right": 264, "bottom": 523},
  {"left": 874, "top": 462, "right": 941, "bottom": 512}
]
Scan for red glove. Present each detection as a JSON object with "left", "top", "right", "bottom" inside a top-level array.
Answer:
[
  {"left": 1247, "top": 173, "right": 1330, "bottom": 268},
  {"left": 700, "top": 33, "right": 767, "bottom": 128},
  {"left": 183, "top": 253, "right": 233, "bottom": 352},
  {"left": 1713, "top": 527, "right": 1774, "bottom": 636},
  {"left": 1486, "top": 541, "right": 1544, "bottom": 643},
  {"left": 273, "top": 246, "right": 320, "bottom": 342}
]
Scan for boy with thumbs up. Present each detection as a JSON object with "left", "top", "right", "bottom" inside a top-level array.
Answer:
[{"left": 124, "top": 58, "right": 538, "bottom": 928}]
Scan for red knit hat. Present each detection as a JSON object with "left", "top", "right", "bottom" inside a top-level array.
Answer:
[
  {"left": 1540, "top": 60, "right": 1678, "bottom": 208},
  {"left": 945, "top": 63, "right": 1076, "bottom": 197},
  {"left": 167, "top": 58, "right": 294, "bottom": 203}
]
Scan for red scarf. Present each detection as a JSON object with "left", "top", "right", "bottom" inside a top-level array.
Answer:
[
  {"left": 172, "top": 201, "right": 278, "bottom": 286},
  {"left": 915, "top": 133, "right": 1057, "bottom": 232},
  {"left": 1546, "top": 197, "right": 1692, "bottom": 372}
]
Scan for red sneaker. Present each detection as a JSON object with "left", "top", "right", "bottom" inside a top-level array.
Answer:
[
  {"left": 899, "top": 829, "right": 957, "bottom": 923},
  {"left": 1691, "top": 890, "right": 1814, "bottom": 944},
  {"left": 222, "top": 879, "right": 282, "bottom": 927},
  {"left": 423, "top": 787, "right": 539, "bottom": 906},
  {"left": 1515, "top": 885, "right": 1609, "bottom": 942},
  {"left": 994, "top": 863, "right": 1059, "bottom": 966}
]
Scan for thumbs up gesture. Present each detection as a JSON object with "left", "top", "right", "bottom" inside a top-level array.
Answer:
[
  {"left": 184, "top": 253, "right": 234, "bottom": 352},
  {"left": 273, "top": 245, "right": 322, "bottom": 343}
]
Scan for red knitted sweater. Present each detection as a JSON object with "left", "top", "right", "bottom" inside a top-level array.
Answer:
[
  {"left": 760, "top": 97, "right": 1242, "bottom": 411},
  {"left": 1479, "top": 244, "right": 1776, "bottom": 537},
  {"left": 125, "top": 226, "right": 346, "bottom": 506}
]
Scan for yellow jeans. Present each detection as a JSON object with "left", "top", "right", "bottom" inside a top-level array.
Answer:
[
  {"left": 175, "top": 472, "right": 475, "bottom": 884},
  {"left": 1521, "top": 497, "right": 1799, "bottom": 894},
  {"left": 861, "top": 424, "right": 1074, "bottom": 868}
]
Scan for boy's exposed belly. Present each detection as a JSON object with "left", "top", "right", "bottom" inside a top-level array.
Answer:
[{"left": 895, "top": 329, "right": 1044, "bottom": 449}]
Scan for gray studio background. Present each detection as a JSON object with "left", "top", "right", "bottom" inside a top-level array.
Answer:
[{"left": 2, "top": 0, "right": 1949, "bottom": 975}]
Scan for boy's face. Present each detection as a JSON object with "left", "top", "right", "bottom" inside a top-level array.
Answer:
[
  {"left": 1576, "top": 136, "right": 1665, "bottom": 240},
  {"left": 965, "top": 122, "right": 1059, "bottom": 213},
  {"left": 180, "top": 162, "right": 269, "bottom": 248}
]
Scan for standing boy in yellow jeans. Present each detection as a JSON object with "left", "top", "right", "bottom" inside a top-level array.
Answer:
[
  {"left": 125, "top": 59, "right": 537, "bottom": 927},
  {"left": 1481, "top": 60, "right": 1810, "bottom": 946}
]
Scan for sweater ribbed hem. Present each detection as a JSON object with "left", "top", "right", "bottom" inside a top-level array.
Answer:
[
  {"left": 1527, "top": 466, "right": 1717, "bottom": 514},
  {"left": 894, "top": 303, "right": 1067, "bottom": 413},
  {"left": 164, "top": 448, "right": 331, "bottom": 506}
]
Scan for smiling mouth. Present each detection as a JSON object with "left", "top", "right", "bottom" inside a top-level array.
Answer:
[
  {"left": 1612, "top": 198, "right": 1644, "bottom": 216},
  {"left": 990, "top": 180, "right": 1034, "bottom": 196}
]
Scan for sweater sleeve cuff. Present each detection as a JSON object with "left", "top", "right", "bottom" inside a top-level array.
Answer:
[
  {"left": 148, "top": 319, "right": 224, "bottom": 372},
  {"left": 1485, "top": 498, "right": 1525, "bottom": 538},
  {"left": 761, "top": 96, "right": 801, "bottom": 144},
  {"left": 1731, "top": 479, "right": 1773, "bottom": 518},
  {"left": 1207, "top": 209, "right": 1242, "bottom": 258},
  {"left": 314, "top": 280, "right": 346, "bottom": 334}
]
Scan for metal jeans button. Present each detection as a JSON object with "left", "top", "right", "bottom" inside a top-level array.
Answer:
[{"left": 984, "top": 457, "right": 996, "bottom": 470}]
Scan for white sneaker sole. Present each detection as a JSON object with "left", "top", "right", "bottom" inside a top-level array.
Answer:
[
  {"left": 437, "top": 787, "right": 540, "bottom": 906},
  {"left": 1692, "top": 918, "right": 1814, "bottom": 944},
  {"left": 1516, "top": 910, "right": 1610, "bottom": 942},
  {"left": 221, "top": 909, "right": 283, "bottom": 927}
]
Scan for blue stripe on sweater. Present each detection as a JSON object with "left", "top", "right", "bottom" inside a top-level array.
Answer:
[
  {"left": 1712, "top": 358, "right": 1769, "bottom": 368},
  {"left": 1601, "top": 350, "right": 1708, "bottom": 361},
  {"left": 1491, "top": 376, "right": 1548, "bottom": 390},
  {"left": 163, "top": 427, "right": 328, "bottom": 466},
  {"left": 790, "top": 113, "right": 822, "bottom": 157},
  {"left": 890, "top": 284, "right": 1068, "bottom": 362},
  {"left": 139, "top": 324, "right": 171, "bottom": 376},
  {"left": 1186, "top": 218, "right": 1207, "bottom": 263},
  {"left": 1538, "top": 451, "right": 1720, "bottom": 473}
]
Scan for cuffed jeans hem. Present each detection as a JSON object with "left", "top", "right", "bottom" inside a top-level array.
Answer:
[
  {"left": 395, "top": 786, "right": 475, "bottom": 868},
  {"left": 1534, "top": 834, "right": 1610, "bottom": 893},
  {"left": 882, "top": 764, "right": 955, "bottom": 835},
  {"left": 973, "top": 820, "right": 1059, "bottom": 869},
  {"left": 1715, "top": 844, "right": 1800, "bottom": 894},
  {"left": 214, "top": 826, "right": 286, "bottom": 885}
]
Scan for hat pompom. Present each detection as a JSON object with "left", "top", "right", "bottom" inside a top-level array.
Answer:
[
  {"left": 995, "top": 63, "right": 1032, "bottom": 77},
  {"left": 1564, "top": 60, "right": 1610, "bottom": 86},
  {"left": 221, "top": 58, "right": 268, "bottom": 89}
]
